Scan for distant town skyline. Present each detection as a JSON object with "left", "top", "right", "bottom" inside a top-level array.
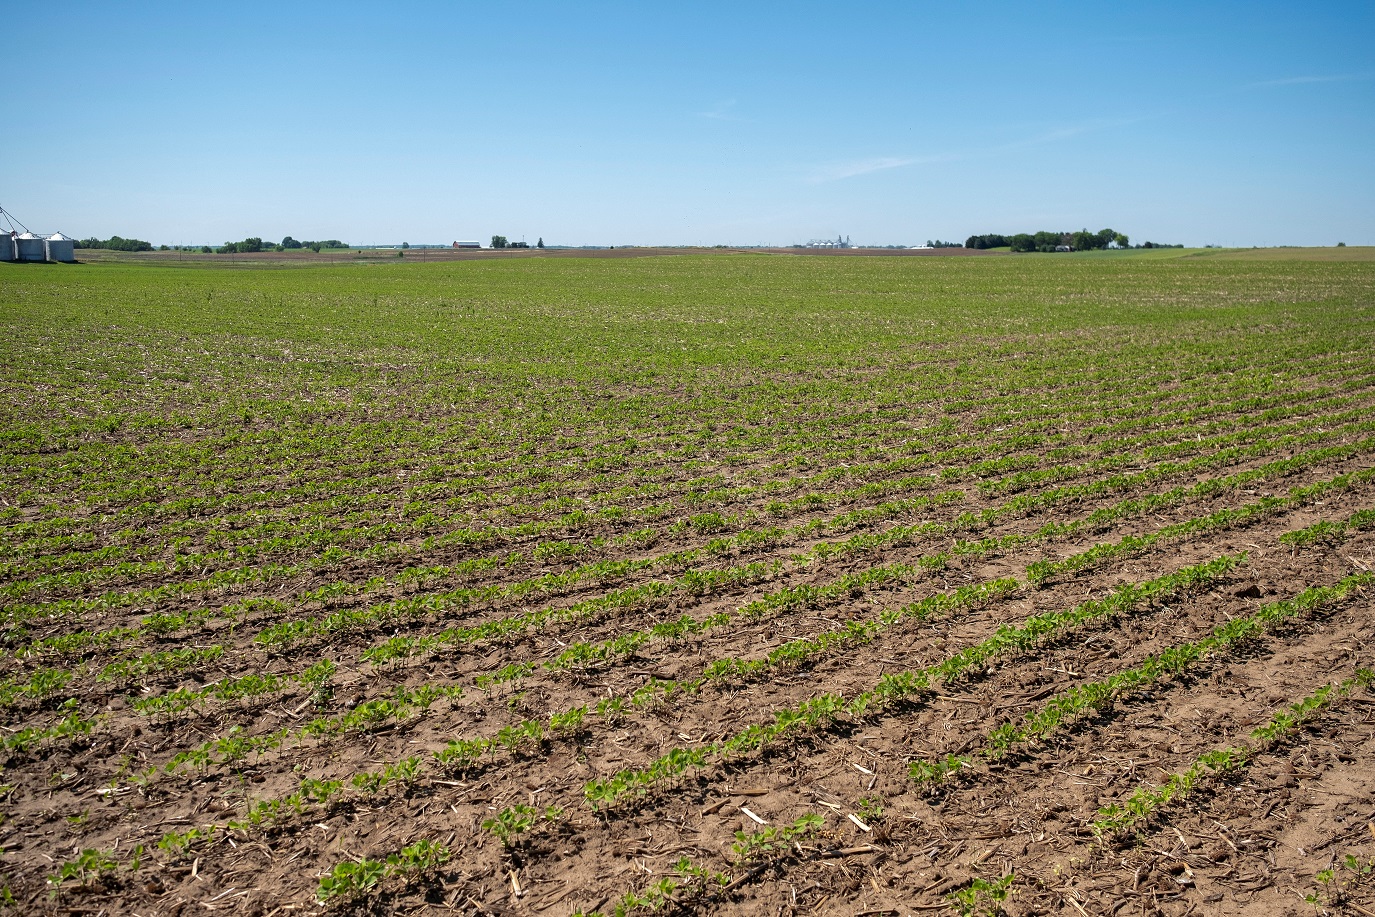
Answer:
[{"left": 5, "top": 1, "right": 1373, "bottom": 248}]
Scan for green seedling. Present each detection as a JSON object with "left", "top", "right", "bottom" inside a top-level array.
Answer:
[
  {"left": 48, "top": 848, "right": 118, "bottom": 889},
  {"left": 481, "top": 805, "right": 531, "bottom": 843},
  {"left": 730, "top": 813, "right": 824, "bottom": 865},
  {"left": 947, "top": 872, "right": 1015, "bottom": 917},
  {"left": 857, "top": 797, "right": 885, "bottom": 823}
]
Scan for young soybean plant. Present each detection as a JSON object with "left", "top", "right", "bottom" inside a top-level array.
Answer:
[
  {"left": 481, "top": 803, "right": 563, "bottom": 848},
  {"left": 316, "top": 838, "right": 449, "bottom": 901},
  {"left": 582, "top": 826, "right": 734, "bottom": 912},
  {"left": 946, "top": 872, "right": 1015, "bottom": 917},
  {"left": 730, "top": 813, "right": 825, "bottom": 865},
  {"left": 1092, "top": 669, "right": 1374, "bottom": 840},
  {"left": 1305, "top": 853, "right": 1375, "bottom": 912},
  {"left": 47, "top": 848, "right": 119, "bottom": 891}
]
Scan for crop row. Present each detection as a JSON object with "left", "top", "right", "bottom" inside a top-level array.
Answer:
[
  {"left": 581, "top": 555, "right": 1243, "bottom": 809},
  {"left": 142, "top": 484, "right": 1257, "bottom": 787},
  {"left": 1279, "top": 505, "right": 1375, "bottom": 547},
  {"left": 102, "top": 576, "right": 1019, "bottom": 862},
  {"left": 268, "top": 435, "right": 1375, "bottom": 670},
  {"left": 1026, "top": 468, "right": 1375, "bottom": 584},
  {"left": 12, "top": 441, "right": 1363, "bottom": 809},
  {"left": 8, "top": 370, "right": 1367, "bottom": 594},
  {"left": 909, "top": 570, "right": 1375, "bottom": 782},
  {"left": 66, "top": 450, "right": 1369, "bottom": 744},
  {"left": 13, "top": 348, "right": 1339, "bottom": 521},
  {"left": 1091, "top": 669, "right": 1375, "bottom": 838},
  {"left": 65, "top": 479, "right": 1360, "bottom": 801},
  {"left": 9, "top": 406, "right": 1367, "bottom": 670}
]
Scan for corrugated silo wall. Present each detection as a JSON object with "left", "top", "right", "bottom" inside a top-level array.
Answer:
[{"left": 16, "top": 236, "right": 45, "bottom": 261}]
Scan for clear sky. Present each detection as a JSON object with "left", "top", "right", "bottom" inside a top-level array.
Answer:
[{"left": 5, "top": 2, "right": 1373, "bottom": 247}]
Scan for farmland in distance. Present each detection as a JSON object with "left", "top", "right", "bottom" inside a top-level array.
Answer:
[{"left": 1, "top": 249, "right": 1374, "bottom": 915}]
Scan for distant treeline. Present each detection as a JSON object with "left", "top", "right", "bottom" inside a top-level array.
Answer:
[
  {"left": 965, "top": 229, "right": 1184, "bottom": 252},
  {"left": 76, "top": 236, "right": 153, "bottom": 252},
  {"left": 218, "top": 236, "right": 349, "bottom": 253},
  {"left": 490, "top": 236, "right": 541, "bottom": 249},
  {"left": 966, "top": 229, "right": 1128, "bottom": 252},
  {"left": 73, "top": 235, "right": 351, "bottom": 254}
]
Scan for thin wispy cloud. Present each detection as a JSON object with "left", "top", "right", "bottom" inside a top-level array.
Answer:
[
  {"left": 997, "top": 116, "right": 1156, "bottom": 151},
  {"left": 808, "top": 156, "right": 919, "bottom": 183},
  {"left": 699, "top": 99, "right": 747, "bottom": 122},
  {"left": 998, "top": 125, "right": 1096, "bottom": 150},
  {"left": 1202, "top": 72, "right": 1373, "bottom": 102},
  {"left": 807, "top": 117, "right": 1145, "bottom": 184},
  {"left": 1246, "top": 73, "right": 1372, "bottom": 88}
]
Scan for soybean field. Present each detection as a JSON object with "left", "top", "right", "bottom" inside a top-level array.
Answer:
[{"left": 2, "top": 249, "right": 1374, "bottom": 916}]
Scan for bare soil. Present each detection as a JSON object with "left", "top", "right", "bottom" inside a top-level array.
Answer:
[{"left": 3, "top": 456, "right": 1372, "bottom": 916}]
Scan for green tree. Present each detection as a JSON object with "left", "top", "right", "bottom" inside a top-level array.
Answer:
[
  {"left": 536, "top": 237, "right": 544, "bottom": 249},
  {"left": 1090, "top": 228, "right": 1116, "bottom": 250},
  {"left": 490, "top": 235, "right": 508, "bottom": 249}
]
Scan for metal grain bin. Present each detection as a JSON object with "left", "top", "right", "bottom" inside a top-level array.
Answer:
[
  {"left": 15, "top": 232, "right": 45, "bottom": 262},
  {"left": 45, "top": 232, "right": 75, "bottom": 262},
  {"left": 0, "top": 231, "right": 14, "bottom": 261}
]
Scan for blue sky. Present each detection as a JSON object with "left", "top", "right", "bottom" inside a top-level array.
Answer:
[{"left": 5, "top": 2, "right": 1373, "bottom": 247}]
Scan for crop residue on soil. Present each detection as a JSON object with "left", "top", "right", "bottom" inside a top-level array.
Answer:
[{"left": 1, "top": 251, "right": 1373, "bottom": 916}]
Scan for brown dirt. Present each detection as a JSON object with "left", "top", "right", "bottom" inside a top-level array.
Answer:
[
  {"left": 70, "top": 246, "right": 1005, "bottom": 266},
  {"left": 3, "top": 462, "right": 1372, "bottom": 916},
  {"left": 5, "top": 353, "right": 1375, "bottom": 917}
]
